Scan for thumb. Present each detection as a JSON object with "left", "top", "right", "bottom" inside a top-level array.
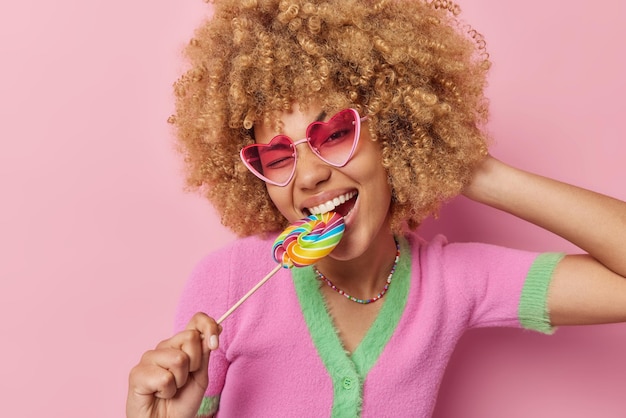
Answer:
[
  {"left": 191, "top": 338, "right": 211, "bottom": 389},
  {"left": 191, "top": 326, "right": 221, "bottom": 390}
]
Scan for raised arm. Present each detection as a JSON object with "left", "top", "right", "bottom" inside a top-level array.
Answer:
[{"left": 463, "top": 156, "right": 626, "bottom": 326}]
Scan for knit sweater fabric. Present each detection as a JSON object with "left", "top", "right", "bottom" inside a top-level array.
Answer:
[{"left": 174, "top": 233, "right": 562, "bottom": 417}]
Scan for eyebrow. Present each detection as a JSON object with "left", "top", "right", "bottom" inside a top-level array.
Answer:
[{"left": 315, "top": 111, "right": 327, "bottom": 122}]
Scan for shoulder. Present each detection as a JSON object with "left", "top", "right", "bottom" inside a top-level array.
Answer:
[
  {"left": 404, "top": 232, "right": 543, "bottom": 300},
  {"left": 406, "top": 232, "right": 539, "bottom": 270}
]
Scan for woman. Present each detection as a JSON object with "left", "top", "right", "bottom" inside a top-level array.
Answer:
[{"left": 127, "top": 1, "right": 626, "bottom": 416}]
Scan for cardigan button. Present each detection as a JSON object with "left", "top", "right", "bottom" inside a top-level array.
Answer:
[{"left": 342, "top": 377, "right": 354, "bottom": 390}]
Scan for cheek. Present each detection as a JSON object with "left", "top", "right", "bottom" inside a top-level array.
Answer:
[
  {"left": 353, "top": 144, "right": 388, "bottom": 183},
  {"left": 362, "top": 152, "right": 393, "bottom": 207},
  {"left": 266, "top": 186, "right": 295, "bottom": 221}
]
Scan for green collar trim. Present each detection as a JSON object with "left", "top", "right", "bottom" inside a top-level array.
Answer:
[{"left": 292, "top": 237, "right": 411, "bottom": 417}]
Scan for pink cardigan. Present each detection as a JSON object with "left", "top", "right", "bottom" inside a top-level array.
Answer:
[{"left": 175, "top": 233, "right": 561, "bottom": 417}]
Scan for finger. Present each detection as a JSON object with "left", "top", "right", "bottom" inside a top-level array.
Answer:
[
  {"left": 184, "top": 312, "right": 222, "bottom": 353},
  {"left": 188, "top": 337, "right": 212, "bottom": 391},
  {"left": 184, "top": 313, "right": 220, "bottom": 391},
  {"left": 127, "top": 362, "right": 177, "bottom": 417},
  {"left": 129, "top": 361, "right": 179, "bottom": 399},
  {"left": 155, "top": 329, "right": 204, "bottom": 373},
  {"left": 141, "top": 347, "right": 193, "bottom": 390}
]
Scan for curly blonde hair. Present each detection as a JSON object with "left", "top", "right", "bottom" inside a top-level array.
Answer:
[{"left": 171, "top": 0, "right": 490, "bottom": 236}]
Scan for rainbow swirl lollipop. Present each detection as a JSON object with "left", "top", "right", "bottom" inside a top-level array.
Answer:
[
  {"left": 217, "top": 212, "right": 344, "bottom": 324},
  {"left": 272, "top": 212, "right": 345, "bottom": 268}
]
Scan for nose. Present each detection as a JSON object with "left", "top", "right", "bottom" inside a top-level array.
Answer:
[{"left": 292, "top": 142, "right": 331, "bottom": 190}]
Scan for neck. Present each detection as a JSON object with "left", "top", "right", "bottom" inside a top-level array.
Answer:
[{"left": 314, "top": 229, "right": 398, "bottom": 298}]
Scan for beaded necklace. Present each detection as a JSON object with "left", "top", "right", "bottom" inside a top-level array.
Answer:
[{"left": 313, "top": 238, "right": 400, "bottom": 304}]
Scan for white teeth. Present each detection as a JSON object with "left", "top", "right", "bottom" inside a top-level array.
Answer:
[{"left": 307, "top": 191, "right": 357, "bottom": 215}]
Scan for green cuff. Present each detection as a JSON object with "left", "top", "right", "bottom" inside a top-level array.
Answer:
[
  {"left": 519, "top": 252, "right": 565, "bottom": 334},
  {"left": 197, "top": 395, "right": 219, "bottom": 417}
]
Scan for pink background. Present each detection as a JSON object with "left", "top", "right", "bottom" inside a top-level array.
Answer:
[{"left": 1, "top": 1, "right": 624, "bottom": 417}]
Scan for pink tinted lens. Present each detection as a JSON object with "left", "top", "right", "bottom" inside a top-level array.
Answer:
[
  {"left": 307, "top": 109, "right": 358, "bottom": 166},
  {"left": 241, "top": 135, "right": 295, "bottom": 185},
  {"left": 241, "top": 109, "right": 361, "bottom": 186}
]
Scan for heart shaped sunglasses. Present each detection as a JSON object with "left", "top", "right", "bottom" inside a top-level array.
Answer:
[{"left": 240, "top": 108, "right": 367, "bottom": 186}]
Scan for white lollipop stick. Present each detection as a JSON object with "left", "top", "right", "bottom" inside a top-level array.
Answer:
[{"left": 216, "top": 264, "right": 282, "bottom": 324}]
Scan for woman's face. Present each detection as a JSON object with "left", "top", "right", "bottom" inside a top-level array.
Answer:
[{"left": 254, "top": 104, "right": 393, "bottom": 260}]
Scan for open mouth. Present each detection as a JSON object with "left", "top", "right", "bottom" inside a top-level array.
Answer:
[{"left": 306, "top": 191, "right": 357, "bottom": 218}]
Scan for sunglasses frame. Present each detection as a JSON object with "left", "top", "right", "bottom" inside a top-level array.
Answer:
[{"left": 240, "top": 108, "right": 367, "bottom": 187}]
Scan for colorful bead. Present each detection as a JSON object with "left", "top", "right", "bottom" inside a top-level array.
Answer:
[{"left": 313, "top": 238, "right": 400, "bottom": 304}]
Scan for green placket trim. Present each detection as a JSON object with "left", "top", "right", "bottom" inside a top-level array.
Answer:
[
  {"left": 292, "top": 237, "right": 411, "bottom": 418},
  {"left": 519, "top": 252, "right": 565, "bottom": 334}
]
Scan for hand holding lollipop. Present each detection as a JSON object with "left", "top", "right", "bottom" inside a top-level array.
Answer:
[{"left": 216, "top": 212, "right": 345, "bottom": 324}]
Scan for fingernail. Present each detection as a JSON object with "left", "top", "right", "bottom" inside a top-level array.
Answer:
[{"left": 209, "top": 334, "right": 219, "bottom": 350}]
